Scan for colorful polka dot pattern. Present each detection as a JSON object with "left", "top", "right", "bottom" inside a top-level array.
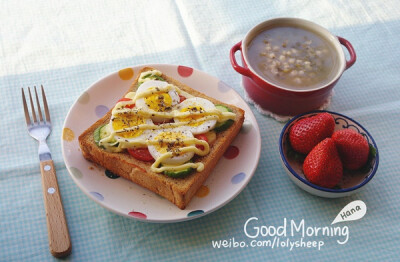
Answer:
[
  {"left": 118, "top": 68, "right": 134, "bottom": 80},
  {"left": 105, "top": 170, "right": 120, "bottom": 179},
  {"left": 224, "top": 145, "right": 239, "bottom": 159},
  {"left": 63, "top": 65, "right": 256, "bottom": 221},
  {"left": 78, "top": 92, "right": 90, "bottom": 104},
  {"left": 187, "top": 210, "right": 204, "bottom": 217},
  {"left": 95, "top": 105, "right": 109, "bottom": 118},
  {"left": 218, "top": 81, "right": 231, "bottom": 93},
  {"left": 128, "top": 211, "right": 147, "bottom": 219},
  {"left": 62, "top": 128, "right": 74, "bottom": 142},
  {"left": 177, "top": 65, "right": 193, "bottom": 77},
  {"left": 90, "top": 191, "right": 104, "bottom": 201},
  {"left": 231, "top": 172, "right": 246, "bottom": 184},
  {"left": 195, "top": 185, "right": 210, "bottom": 198},
  {"left": 69, "top": 167, "right": 83, "bottom": 179}
]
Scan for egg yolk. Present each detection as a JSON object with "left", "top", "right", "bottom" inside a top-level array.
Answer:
[
  {"left": 145, "top": 93, "right": 172, "bottom": 112},
  {"left": 180, "top": 106, "right": 205, "bottom": 127},
  {"left": 154, "top": 131, "right": 187, "bottom": 155},
  {"left": 112, "top": 115, "right": 145, "bottom": 138}
]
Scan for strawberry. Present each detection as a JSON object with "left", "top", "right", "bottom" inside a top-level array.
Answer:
[
  {"left": 289, "top": 112, "right": 335, "bottom": 154},
  {"left": 303, "top": 138, "right": 343, "bottom": 188},
  {"left": 332, "top": 129, "right": 369, "bottom": 170}
]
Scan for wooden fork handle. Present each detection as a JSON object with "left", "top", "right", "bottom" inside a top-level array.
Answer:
[{"left": 40, "top": 160, "right": 72, "bottom": 257}]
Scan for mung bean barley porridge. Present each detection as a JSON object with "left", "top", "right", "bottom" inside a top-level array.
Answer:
[{"left": 247, "top": 25, "right": 339, "bottom": 90}]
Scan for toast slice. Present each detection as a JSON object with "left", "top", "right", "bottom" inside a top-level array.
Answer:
[{"left": 78, "top": 66, "right": 245, "bottom": 209}]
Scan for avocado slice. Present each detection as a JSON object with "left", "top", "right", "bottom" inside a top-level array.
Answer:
[
  {"left": 94, "top": 124, "right": 106, "bottom": 147},
  {"left": 164, "top": 166, "right": 194, "bottom": 178},
  {"left": 94, "top": 124, "right": 117, "bottom": 148},
  {"left": 214, "top": 105, "right": 234, "bottom": 132}
]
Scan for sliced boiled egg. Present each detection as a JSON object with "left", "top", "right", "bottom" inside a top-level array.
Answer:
[
  {"left": 174, "top": 97, "right": 217, "bottom": 135},
  {"left": 135, "top": 80, "right": 179, "bottom": 122},
  {"left": 147, "top": 128, "right": 194, "bottom": 165},
  {"left": 110, "top": 114, "right": 153, "bottom": 143}
]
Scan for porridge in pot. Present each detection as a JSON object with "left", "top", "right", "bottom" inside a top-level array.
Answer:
[{"left": 247, "top": 25, "right": 339, "bottom": 90}]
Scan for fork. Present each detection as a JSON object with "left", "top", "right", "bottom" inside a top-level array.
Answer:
[{"left": 22, "top": 86, "right": 71, "bottom": 258}]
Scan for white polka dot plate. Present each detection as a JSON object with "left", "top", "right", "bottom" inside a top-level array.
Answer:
[{"left": 61, "top": 64, "right": 261, "bottom": 223}]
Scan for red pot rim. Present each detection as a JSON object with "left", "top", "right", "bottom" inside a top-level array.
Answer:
[{"left": 236, "top": 17, "right": 355, "bottom": 93}]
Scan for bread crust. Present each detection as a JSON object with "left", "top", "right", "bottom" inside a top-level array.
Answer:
[{"left": 78, "top": 67, "right": 245, "bottom": 209}]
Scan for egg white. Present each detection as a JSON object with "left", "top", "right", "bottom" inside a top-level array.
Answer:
[
  {"left": 147, "top": 128, "right": 194, "bottom": 165},
  {"left": 174, "top": 97, "right": 217, "bottom": 134},
  {"left": 135, "top": 80, "right": 179, "bottom": 122}
]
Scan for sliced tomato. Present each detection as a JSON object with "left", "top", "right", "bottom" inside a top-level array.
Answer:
[
  {"left": 194, "top": 134, "right": 208, "bottom": 150},
  {"left": 127, "top": 148, "right": 154, "bottom": 162},
  {"left": 117, "top": 98, "right": 135, "bottom": 109},
  {"left": 179, "top": 95, "right": 186, "bottom": 103},
  {"left": 118, "top": 98, "right": 132, "bottom": 102}
]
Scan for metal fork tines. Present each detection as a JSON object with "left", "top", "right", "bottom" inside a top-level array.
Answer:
[
  {"left": 22, "top": 86, "right": 71, "bottom": 258},
  {"left": 22, "top": 86, "right": 52, "bottom": 161}
]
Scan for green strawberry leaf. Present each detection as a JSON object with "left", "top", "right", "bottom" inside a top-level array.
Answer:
[
  {"left": 358, "top": 144, "right": 377, "bottom": 173},
  {"left": 286, "top": 137, "right": 306, "bottom": 162},
  {"left": 369, "top": 144, "right": 377, "bottom": 157}
]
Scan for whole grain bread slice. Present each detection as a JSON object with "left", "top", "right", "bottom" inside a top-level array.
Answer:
[{"left": 78, "top": 67, "right": 245, "bottom": 209}]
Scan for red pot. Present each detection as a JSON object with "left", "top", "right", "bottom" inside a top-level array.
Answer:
[{"left": 230, "top": 18, "right": 356, "bottom": 117}]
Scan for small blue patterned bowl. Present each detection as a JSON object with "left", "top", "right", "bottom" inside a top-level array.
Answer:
[{"left": 279, "top": 110, "right": 379, "bottom": 198}]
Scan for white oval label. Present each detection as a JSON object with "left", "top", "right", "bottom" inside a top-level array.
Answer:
[{"left": 331, "top": 200, "right": 367, "bottom": 225}]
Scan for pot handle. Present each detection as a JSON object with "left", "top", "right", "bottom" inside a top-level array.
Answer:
[
  {"left": 338, "top": 36, "right": 356, "bottom": 70},
  {"left": 230, "top": 41, "right": 252, "bottom": 77}
]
